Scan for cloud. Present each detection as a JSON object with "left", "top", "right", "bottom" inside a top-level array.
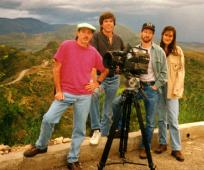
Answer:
[
  {"left": 2, "top": 0, "right": 202, "bottom": 22},
  {"left": 0, "top": 0, "right": 204, "bottom": 42},
  {"left": 0, "top": 8, "right": 39, "bottom": 18},
  {"left": 2, "top": 0, "right": 204, "bottom": 14},
  {"left": 0, "top": 0, "right": 21, "bottom": 9}
]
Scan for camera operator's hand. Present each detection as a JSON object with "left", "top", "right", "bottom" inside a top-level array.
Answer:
[
  {"left": 85, "top": 82, "right": 100, "bottom": 92},
  {"left": 55, "top": 91, "right": 64, "bottom": 100},
  {"left": 151, "top": 85, "right": 158, "bottom": 91}
]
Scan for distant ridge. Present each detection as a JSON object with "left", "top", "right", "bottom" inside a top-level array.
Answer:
[
  {"left": 0, "top": 20, "right": 139, "bottom": 51},
  {"left": 0, "top": 17, "right": 64, "bottom": 34},
  {"left": 0, "top": 17, "right": 203, "bottom": 52}
]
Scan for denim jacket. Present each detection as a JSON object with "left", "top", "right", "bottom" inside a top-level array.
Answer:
[{"left": 137, "top": 43, "right": 168, "bottom": 93}]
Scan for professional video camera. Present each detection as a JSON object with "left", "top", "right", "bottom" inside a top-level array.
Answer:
[
  {"left": 103, "top": 45, "right": 150, "bottom": 89},
  {"left": 103, "top": 45, "right": 150, "bottom": 76}
]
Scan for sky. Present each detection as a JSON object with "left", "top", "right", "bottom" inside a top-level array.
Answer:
[{"left": 0, "top": 0, "right": 204, "bottom": 43}]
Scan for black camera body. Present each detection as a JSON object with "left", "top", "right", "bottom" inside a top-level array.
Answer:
[
  {"left": 103, "top": 46, "right": 150, "bottom": 89},
  {"left": 103, "top": 46, "right": 150, "bottom": 77}
]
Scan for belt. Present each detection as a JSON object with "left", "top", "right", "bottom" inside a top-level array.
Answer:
[
  {"left": 140, "top": 81, "right": 155, "bottom": 86},
  {"left": 106, "top": 75, "right": 119, "bottom": 80},
  {"left": 107, "top": 74, "right": 114, "bottom": 77}
]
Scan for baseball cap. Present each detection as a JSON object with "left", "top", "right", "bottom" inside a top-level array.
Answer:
[
  {"left": 142, "top": 22, "right": 155, "bottom": 32},
  {"left": 77, "top": 23, "right": 96, "bottom": 32}
]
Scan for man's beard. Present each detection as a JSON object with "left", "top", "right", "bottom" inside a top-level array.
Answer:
[{"left": 141, "top": 36, "right": 152, "bottom": 43}]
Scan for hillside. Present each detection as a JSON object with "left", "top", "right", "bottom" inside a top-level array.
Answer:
[
  {"left": 0, "top": 18, "right": 203, "bottom": 52},
  {"left": 0, "top": 26, "right": 75, "bottom": 51},
  {"left": 0, "top": 18, "right": 63, "bottom": 34},
  {"left": 0, "top": 42, "right": 58, "bottom": 82},
  {"left": 179, "top": 51, "right": 204, "bottom": 123},
  {"left": 0, "top": 24, "right": 138, "bottom": 51},
  {"left": 180, "top": 42, "right": 204, "bottom": 52},
  {"left": 0, "top": 43, "right": 203, "bottom": 146},
  {"left": 0, "top": 17, "right": 139, "bottom": 51},
  {"left": 0, "top": 43, "right": 75, "bottom": 145}
]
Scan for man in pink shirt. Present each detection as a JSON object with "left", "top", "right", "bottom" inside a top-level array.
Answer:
[{"left": 23, "top": 23, "right": 109, "bottom": 170}]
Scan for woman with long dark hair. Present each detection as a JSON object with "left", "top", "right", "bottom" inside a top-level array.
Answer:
[{"left": 155, "top": 26, "right": 185, "bottom": 162}]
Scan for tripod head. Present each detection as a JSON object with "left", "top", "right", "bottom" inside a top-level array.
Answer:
[{"left": 122, "top": 76, "right": 147, "bottom": 101}]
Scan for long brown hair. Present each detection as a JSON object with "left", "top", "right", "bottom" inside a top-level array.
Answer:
[{"left": 160, "top": 26, "right": 178, "bottom": 56}]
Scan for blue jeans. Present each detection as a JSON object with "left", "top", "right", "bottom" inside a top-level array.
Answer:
[
  {"left": 112, "top": 95, "right": 123, "bottom": 126},
  {"left": 90, "top": 75, "right": 120, "bottom": 136},
  {"left": 158, "top": 88, "right": 181, "bottom": 150},
  {"left": 112, "top": 85, "right": 159, "bottom": 149},
  {"left": 141, "top": 85, "right": 159, "bottom": 149},
  {"left": 35, "top": 92, "right": 91, "bottom": 163}
]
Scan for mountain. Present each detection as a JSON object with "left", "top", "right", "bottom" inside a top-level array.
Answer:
[
  {"left": 0, "top": 18, "right": 139, "bottom": 51},
  {"left": 1, "top": 17, "right": 204, "bottom": 53},
  {"left": 179, "top": 42, "right": 204, "bottom": 52},
  {"left": 0, "top": 23, "right": 76, "bottom": 51},
  {"left": 0, "top": 18, "right": 64, "bottom": 34}
]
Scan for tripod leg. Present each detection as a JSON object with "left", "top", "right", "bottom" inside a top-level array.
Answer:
[
  {"left": 119, "top": 101, "right": 128, "bottom": 158},
  {"left": 133, "top": 101, "right": 156, "bottom": 170},
  {"left": 98, "top": 100, "right": 124, "bottom": 170},
  {"left": 120, "top": 101, "right": 131, "bottom": 158}
]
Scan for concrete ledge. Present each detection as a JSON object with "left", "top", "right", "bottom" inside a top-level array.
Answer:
[{"left": 0, "top": 121, "right": 204, "bottom": 170}]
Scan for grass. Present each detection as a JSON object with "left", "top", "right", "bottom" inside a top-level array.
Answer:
[{"left": 179, "top": 56, "right": 204, "bottom": 123}]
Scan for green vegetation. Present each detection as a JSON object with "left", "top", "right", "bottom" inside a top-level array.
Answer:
[
  {"left": 0, "top": 42, "right": 58, "bottom": 82},
  {"left": 0, "top": 43, "right": 58, "bottom": 145},
  {"left": 0, "top": 88, "right": 23, "bottom": 145},
  {"left": 179, "top": 53, "right": 204, "bottom": 123},
  {"left": 0, "top": 40, "right": 203, "bottom": 146}
]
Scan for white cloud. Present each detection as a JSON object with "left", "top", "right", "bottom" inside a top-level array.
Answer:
[
  {"left": 0, "top": 0, "right": 204, "bottom": 42},
  {"left": 1, "top": 0, "right": 204, "bottom": 21},
  {"left": 0, "top": 7, "right": 40, "bottom": 18},
  {"left": 2, "top": 0, "right": 204, "bottom": 12}
]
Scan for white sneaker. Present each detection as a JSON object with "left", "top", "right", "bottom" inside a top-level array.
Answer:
[{"left": 90, "top": 130, "right": 101, "bottom": 145}]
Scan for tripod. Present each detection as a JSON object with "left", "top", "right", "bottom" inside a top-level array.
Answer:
[{"left": 98, "top": 88, "right": 156, "bottom": 170}]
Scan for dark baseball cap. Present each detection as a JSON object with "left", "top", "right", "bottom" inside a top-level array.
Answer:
[{"left": 141, "top": 22, "right": 155, "bottom": 32}]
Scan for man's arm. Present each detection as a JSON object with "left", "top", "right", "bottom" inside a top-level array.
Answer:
[
  {"left": 97, "top": 68, "right": 109, "bottom": 83},
  {"left": 153, "top": 50, "right": 168, "bottom": 90},
  {"left": 85, "top": 68, "right": 109, "bottom": 92},
  {"left": 53, "top": 59, "right": 64, "bottom": 100}
]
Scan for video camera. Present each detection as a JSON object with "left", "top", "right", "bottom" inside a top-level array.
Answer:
[
  {"left": 103, "top": 45, "right": 150, "bottom": 89},
  {"left": 103, "top": 45, "right": 150, "bottom": 77}
]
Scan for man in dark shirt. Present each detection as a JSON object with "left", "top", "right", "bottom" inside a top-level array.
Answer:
[{"left": 90, "top": 11, "right": 124, "bottom": 145}]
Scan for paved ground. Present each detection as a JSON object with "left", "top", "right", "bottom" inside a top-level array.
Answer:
[{"left": 54, "top": 137, "right": 204, "bottom": 170}]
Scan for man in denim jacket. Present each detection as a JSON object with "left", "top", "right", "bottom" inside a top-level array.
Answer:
[{"left": 112, "top": 22, "right": 167, "bottom": 159}]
